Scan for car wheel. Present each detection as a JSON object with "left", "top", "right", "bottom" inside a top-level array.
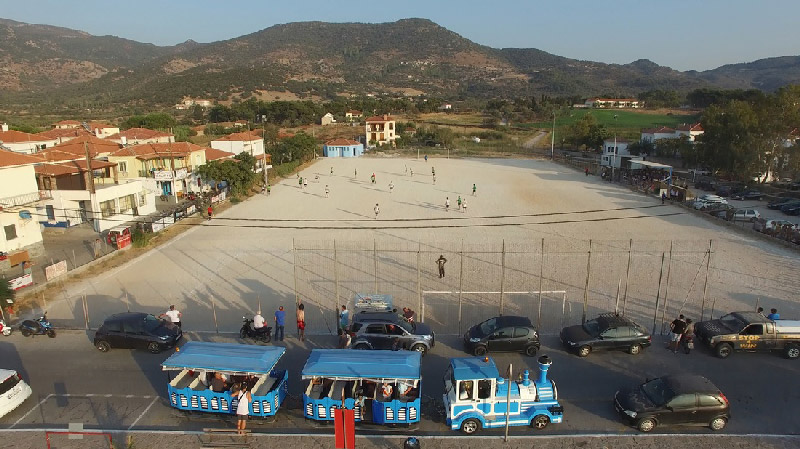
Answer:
[
  {"left": 715, "top": 343, "right": 733, "bottom": 359},
  {"left": 637, "top": 417, "right": 657, "bottom": 432},
  {"left": 785, "top": 344, "right": 800, "bottom": 359},
  {"left": 709, "top": 416, "right": 728, "bottom": 431},
  {"left": 473, "top": 346, "right": 487, "bottom": 356},
  {"left": 531, "top": 415, "right": 550, "bottom": 429},
  {"left": 628, "top": 343, "right": 642, "bottom": 355},
  {"left": 577, "top": 345, "right": 591, "bottom": 357},
  {"left": 524, "top": 345, "right": 538, "bottom": 357},
  {"left": 96, "top": 341, "right": 111, "bottom": 352},
  {"left": 239, "top": 329, "right": 247, "bottom": 339},
  {"left": 21, "top": 328, "right": 31, "bottom": 337},
  {"left": 147, "top": 342, "right": 162, "bottom": 354},
  {"left": 411, "top": 343, "right": 427, "bottom": 355},
  {"left": 353, "top": 343, "right": 370, "bottom": 350},
  {"left": 47, "top": 329, "right": 56, "bottom": 338},
  {"left": 461, "top": 418, "right": 481, "bottom": 435}
]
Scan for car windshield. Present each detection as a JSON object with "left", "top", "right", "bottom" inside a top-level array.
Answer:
[
  {"left": 582, "top": 319, "right": 601, "bottom": 336},
  {"left": 143, "top": 314, "right": 163, "bottom": 332},
  {"left": 478, "top": 318, "right": 498, "bottom": 336},
  {"left": 640, "top": 378, "right": 674, "bottom": 406},
  {"left": 719, "top": 313, "right": 746, "bottom": 332}
]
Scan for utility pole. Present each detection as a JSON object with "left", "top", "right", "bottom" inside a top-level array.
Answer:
[{"left": 550, "top": 111, "right": 556, "bottom": 160}]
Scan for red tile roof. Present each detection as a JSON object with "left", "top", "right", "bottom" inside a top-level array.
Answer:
[
  {"left": 212, "top": 131, "right": 262, "bottom": 142},
  {"left": 346, "top": 110, "right": 362, "bottom": 115},
  {"left": 0, "top": 129, "right": 52, "bottom": 143},
  {"left": 53, "top": 120, "right": 81, "bottom": 126},
  {"left": 676, "top": 123, "right": 703, "bottom": 132},
  {"left": 204, "top": 147, "right": 236, "bottom": 161},
  {"left": 34, "top": 160, "right": 116, "bottom": 176},
  {"left": 37, "top": 128, "right": 92, "bottom": 140},
  {"left": 88, "top": 122, "right": 116, "bottom": 130},
  {"left": 0, "top": 148, "right": 44, "bottom": 168},
  {"left": 365, "top": 115, "right": 396, "bottom": 122},
  {"left": 39, "top": 135, "right": 121, "bottom": 161},
  {"left": 641, "top": 126, "right": 676, "bottom": 134},
  {"left": 325, "top": 139, "right": 361, "bottom": 146},
  {"left": 106, "top": 128, "right": 173, "bottom": 140},
  {"left": 109, "top": 142, "right": 206, "bottom": 160}
]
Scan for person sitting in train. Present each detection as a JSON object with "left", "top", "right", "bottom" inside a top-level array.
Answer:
[
  {"left": 211, "top": 372, "right": 228, "bottom": 393},
  {"left": 398, "top": 379, "right": 417, "bottom": 400},
  {"left": 459, "top": 381, "right": 473, "bottom": 400},
  {"left": 381, "top": 383, "right": 394, "bottom": 401}
]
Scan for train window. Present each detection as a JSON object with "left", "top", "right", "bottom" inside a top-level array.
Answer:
[
  {"left": 459, "top": 381, "right": 473, "bottom": 400},
  {"left": 478, "top": 380, "right": 491, "bottom": 399}
]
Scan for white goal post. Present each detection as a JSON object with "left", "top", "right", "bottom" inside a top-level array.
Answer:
[{"left": 421, "top": 290, "right": 568, "bottom": 330}]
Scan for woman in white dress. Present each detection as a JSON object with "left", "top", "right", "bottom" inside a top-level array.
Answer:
[{"left": 235, "top": 385, "right": 253, "bottom": 435}]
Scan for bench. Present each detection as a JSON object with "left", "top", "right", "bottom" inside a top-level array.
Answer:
[
  {"left": 170, "top": 370, "right": 194, "bottom": 390},
  {"left": 252, "top": 376, "right": 276, "bottom": 397}
]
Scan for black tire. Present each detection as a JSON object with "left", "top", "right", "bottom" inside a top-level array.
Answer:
[
  {"left": 629, "top": 343, "right": 642, "bottom": 355},
  {"left": 715, "top": 343, "right": 733, "bottom": 359},
  {"left": 47, "top": 329, "right": 56, "bottom": 338},
  {"left": 460, "top": 418, "right": 481, "bottom": 435},
  {"left": 473, "top": 346, "right": 487, "bottom": 356},
  {"left": 261, "top": 334, "right": 272, "bottom": 344},
  {"left": 353, "top": 343, "right": 370, "bottom": 350},
  {"left": 785, "top": 344, "right": 800, "bottom": 359},
  {"left": 531, "top": 415, "right": 550, "bottom": 429},
  {"left": 524, "top": 345, "right": 538, "bottom": 357},
  {"left": 147, "top": 342, "right": 162, "bottom": 354},
  {"left": 21, "top": 328, "right": 31, "bottom": 337},
  {"left": 411, "top": 343, "right": 427, "bottom": 355},
  {"left": 239, "top": 328, "right": 247, "bottom": 339},
  {"left": 637, "top": 417, "right": 657, "bottom": 432},
  {"left": 577, "top": 345, "right": 591, "bottom": 357},
  {"left": 96, "top": 341, "right": 111, "bottom": 352},
  {"left": 709, "top": 416, "right": 727, "bottom": 431}
]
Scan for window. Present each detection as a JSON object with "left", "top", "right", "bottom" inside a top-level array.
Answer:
[
  {"left": 0, "top": 373, "right": 21, "bottom": 395},
  {"left": 365, "top": 324, "right": 385, "bottom": 334},
  {"left": 601, "top": 328, "right": 619, "bottom": 338},
  {"left": 349, "top": 323, "right": 362, "bottom": 333},
  {"left": 100, "top": 200, "right": 115, "bottom": 218},
  {"left": 478, "top": 379, "right": 492, "bottom": 399},
  {"left": 667, "top": 394, "right": 697, "bottom": 409},
  {"left": 122, "top": 318, "right": 143, "bottom": 334},
  {"left": 615, "top": 326, "right": 632, "bottom": 338},
  {"left": 118, "top": 194, "right": 135, "bottom": 212},
  {"left": 117, "top": 161, "right": 128, "bottom": 173},
  {"left": 4, "top": 224, "right": 17, "bottom": 240},
  {"left": 741, "top": 324, "right": 763, "bottom": 336},
  {"left": 458, "top": 381, "right": 473, "bottom": 400},
  {"left": 494, "top": 328, "right": 513, "bottom": 339},
  {"left": 698, "top": 394, "right": 724, "bottom": 407},
  {"left": 514, "top": 327, "right": 530, "bottom": 338},
  {"left": 139, "top": 191, "right": 147, "bottom": 206},
  {"left": 104, "top": 320, "right": 123, "bottom": 332}
]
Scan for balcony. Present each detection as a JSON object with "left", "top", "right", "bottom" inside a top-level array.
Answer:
[{"left": 0, "top": 191, "right": 44, "bottom": 208}]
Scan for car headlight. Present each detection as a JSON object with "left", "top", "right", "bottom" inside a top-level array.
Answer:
[
  {"left": 469, "top": 337, "right": 481, "bottom": 343},
  {"left": 423, "top": 335, "right": 432, "bottom": 340},
  {"left": 624, "top": 410, "right": 637, "bottom": 418},
  {"left": 159, "top": 335, "right": 169, "bottom": 340},
  {"left": 568, "top": 341, "right": 577, "bottom": 346}
]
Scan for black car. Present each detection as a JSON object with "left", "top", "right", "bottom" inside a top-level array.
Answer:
[
  {"left": 730, "top": 190, "right": 763, "bottom": 201},
  {"left": 767, "top": 197, "right": 797, "bottom": 209},
  {"left": 349, "top": 311, "right": 434, "bottom": 355},
  {"left": 614, "top": 375, "right": 730, "bottom": 432},
  {"left": 463, "top": 316, "right": 540, "bottom": 357},
  {"left": 780, "top": 201, "right": 800, "bottom": 215},
  {"left": 94, "top": 312, "right": 182, "bottom": 354},
  {"left": 560, "top": 313, "right": 651, "bottom": 357}
]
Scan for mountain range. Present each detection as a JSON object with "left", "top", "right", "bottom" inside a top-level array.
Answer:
[{"left": 2, "top": 17, "right": 800, "bottom": 111}]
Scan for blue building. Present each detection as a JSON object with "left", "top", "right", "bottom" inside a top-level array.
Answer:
[{"left": 323, "top": 139, "right": 363, "bottom": 158}]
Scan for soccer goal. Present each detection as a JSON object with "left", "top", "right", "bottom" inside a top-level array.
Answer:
[{"left": 421, "top": 290, "right": 569, "bottom": 335}]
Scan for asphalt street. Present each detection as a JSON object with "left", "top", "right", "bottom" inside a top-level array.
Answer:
[{"left": 1, "top": 330, "right": 799, "bottom": 438}]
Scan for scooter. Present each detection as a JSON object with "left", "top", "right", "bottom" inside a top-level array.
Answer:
[
  {"left": 19, "top": 315, "right": 56, "bottom": 338},
  {"left": 0, "top": 319, "right": 11, "bottom": 336},
  {"left": 239, "top": 317, "right": 271, "bottom": 343}
]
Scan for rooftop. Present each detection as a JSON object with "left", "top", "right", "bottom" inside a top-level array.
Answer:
[
  {"left": 365, "top": 114, "right": 396, "bottom": 122},
  {"left": 0, "top": 129, "right": 52, "bottom": 143},
  {"left": 0, "top": 148, "right": 45, "bottom": 168},
  {"left": 212, "top": 131, "right": 263, "bottom": 142},
  {"left": 325, "top": 138, "right": 361, "bottom": 146},
  {"left": 107, "top": 128, "right": 174, "bottom": 140},
  {"left": 109, "top": 142, "right": 206, "bottom": 159}
]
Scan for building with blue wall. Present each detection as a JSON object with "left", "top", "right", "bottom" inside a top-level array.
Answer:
[{"left": 323, "top": 139, "right": 364, "bottom": 158}]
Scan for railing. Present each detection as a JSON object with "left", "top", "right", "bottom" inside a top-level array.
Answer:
[
  {"left": 39, "top": 190, "right": 52, "bottom": 200},
  {"left": 0, "top": 191, "right": 44, "bottom": 207}
]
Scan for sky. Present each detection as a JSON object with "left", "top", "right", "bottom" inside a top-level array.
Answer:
[{"left": 2, "top": 0, "right": 798, "bottom": 71}]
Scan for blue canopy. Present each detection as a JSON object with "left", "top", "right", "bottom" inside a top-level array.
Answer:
[
  {"left": 301, "top": 349, "right": 421, "bottom": 380},
  {"left": 450, "top": 357, "right": 500, "bottom": 381},
  {"left": 161, "top": 342, "right": 285, "bottom": 375}
]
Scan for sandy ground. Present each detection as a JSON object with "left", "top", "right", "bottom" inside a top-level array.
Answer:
[{"left": 31, "top": 156, "right": 800, "bottom": 336}]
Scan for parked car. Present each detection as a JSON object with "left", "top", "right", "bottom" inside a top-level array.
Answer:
[
  {"left": 707, "top": 205, "right": 735, "bottom": 219},
  {"left": 560, "top": 313, "right": 651, "bottom": 357},
  {"left": 614, "top": 374, "right": 730, "bottom": 432},
  {"left": 731, "top": 208, "right": 760, "bottom": 222},
  {"left": 0, "top": 369, "right": 32, "bottom": 419},
  {"left": 780, "top": 202, "right": 800, "bottom": 215},
  {"left": 730, "top": 190, "right": 763, "bottom": 201},
  {"left": 767, "top": 197, "right": 797, "bottom": 210},
  {"left": 463, "top": 316, "right": 540, "bottom": 357},
  {"left": 693, "top": 198, "right": 728, "bottom": 210},
  {"left": 753, "top": 218, "right": 795, "bottom": 234},
  {"left": 694, "top": 178, "right": 716, "bottom": 191},
  {"left": 349, "top": 311, "right": 435, "bottom": 355},
  {"left": 94, "top": 312, "right": 182, "bottom": 354}
]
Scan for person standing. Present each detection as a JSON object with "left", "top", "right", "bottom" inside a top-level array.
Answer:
[
  {"left": 436, "top": 255, "right": 448, "bottom": 278},
  {"left": 274, "top": 306, "right": 286, "bottom": 341},
  {"left": 445, "top": 197, "right": 450, "bottom": 212},
  {"left": 339, "top": 305, "right": 350, "bottom": 331},
  {"left": 325, "top": 185, "right": 330, "bottom": 198},
  {"left": 266, "top": 184, "right": 271, "bottom": 195},
  {"left": 669, "top": 314, "right": 687, "bottom": 353},
  {"left": 371, "top": 173, "right": 376, "bottom": 184},
  {"left": 681, "top": 318, "right": 694, "bottom": 354},
  {"left": 472, "top": 183, "right": 476, "bottom": 196},
  {"left": 303, "top": 177, "right": 308, "bottom": 189},
  {"left": 661, "top": 191, "right": 666, "bottom": 204},
  {"left": 404, "top": 165, "right": 408, "bottom": 175},
  {"left": 457, "top": 196, "right": 462, "bottom": 211},
  {"left": 297, "top": 303, "right": 306, "bottom": 342},
  {"left": 235, "top": 385, "right": 253, "bottom": 435},
  {"left": 354, "top": 168, "right": 357, "bottom": 178},
  {"left": 424, "top": 154, "right": 428, "bottom": 162},
  {"left": 374, "top": 203, "right": 380, "bottom": 220},
  {"left": 299, "top": 177, "right": 303, "bottom": 189},
  {"left": 767, "top": 308, "right": 780, "bottom": 320},
  {"left": 462, "top": 198, "right": 467, "bottom": 213},
  {"left": 389, "top": 181, "right": 394, "bottom": 194},
  {"left": 433, "top": 174, "right": 436, "bottom": 184},
  {"left": 330, "top": 167, "right": 334, "bottom": 175},
  {"left": 337, "top": 328, "right": 351, "bottom": 348},
  {"left": 410, "top": 168, "right": 413, "bottom": 177},
  {"left": 94, "top": 238, "right": 102, "bottom": 259},
  {"left": 161, "top": 305, "right": 182, "bottom": 328},
  {"left": 207, "top": 205, "right": 213, "bottom": 221}
]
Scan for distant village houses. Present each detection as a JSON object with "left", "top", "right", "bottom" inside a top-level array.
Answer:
[
  {"left": 321, "top": 113, "right": 336, "bottom": 126},
  {"left": 585, "top": 98, "right": 641, "bottom": 109}
]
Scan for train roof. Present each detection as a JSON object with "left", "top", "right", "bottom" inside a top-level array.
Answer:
[
  {"left": 161, "top": 342, "right": 285, "bottom": 374},
  {"left": 449, "top": 357, "right": 500, "bottom": 381},
  {"left": 301, "top": 349, "right": 421, "bottom": 380}
]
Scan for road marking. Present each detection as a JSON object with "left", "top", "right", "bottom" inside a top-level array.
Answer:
[
  {"left": 11, "top": 394, "right": 53, "bottom": 428},
  {"left": 127, "top": 396, "right": 159, "bottom": 430}
]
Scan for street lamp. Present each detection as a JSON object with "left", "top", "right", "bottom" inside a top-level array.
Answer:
[{"left": 550, "top": 111, "right": 557, "bottom": 160}]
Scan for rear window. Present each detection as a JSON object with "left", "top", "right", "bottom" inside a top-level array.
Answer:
[
  {"left": 514, "top": 327, "right": 530, "bottom": 338},
  {"left": 0, "top": 373, "right": 21, "bottom": 395},
  {"left": 350, "top": 323, "right": 362, "bottom": 332}
]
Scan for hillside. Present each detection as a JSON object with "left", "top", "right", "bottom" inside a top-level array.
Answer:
[{"left": 0, "top": 17, "right": 797, "bottom": 112}]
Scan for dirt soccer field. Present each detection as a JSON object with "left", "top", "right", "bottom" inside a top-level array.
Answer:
[{"left": 40, "top": 156, "right": 800, "bottom": 336}]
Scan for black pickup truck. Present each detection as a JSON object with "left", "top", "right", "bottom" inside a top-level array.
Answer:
[{"left": 694, "top": 311, "right": 800, "bottom": 359}]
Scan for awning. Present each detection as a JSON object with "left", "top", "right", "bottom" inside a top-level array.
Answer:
[
  {"left": 161, "top": 342, "right": 285, "bottom": 374},
  {"left": 450, "top": 357, "right": 500, "bottom": 381},
  {"left": 301, "top": 349, "right": 421, "bottom": 381},
  {"left": 631, "top": 160, "right": 673, "bottom": 170}
]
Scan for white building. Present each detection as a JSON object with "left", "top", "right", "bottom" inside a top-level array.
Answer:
[
  {"left": 321, "top": 113, "right": 336, "bottom": 126},
  {"left": 600, "top": 138, "right": 641, "bottom": 168},
  {"left": 0, "top": 124, "right": 58, "bottom": 154},
  {"left": 107, "top": 128, "right": 174, "bottom": 145},
  {"left": 0, "top": 150, "right": 45, "bottom": 254},
  {"left": 585, "top": 98, "right": 641, "bottom": 109},
  {"left": 365, "top": 115, "right": 397, "bottom": 146},
  {"left": 210, "top": 131, "right": 270, "bottom": 173},
  {"left": 640, "top": 126, "right": 677, "bottom": 143},
  {"left": 674, "top": 123, "right": 704, "bottom": 142}
]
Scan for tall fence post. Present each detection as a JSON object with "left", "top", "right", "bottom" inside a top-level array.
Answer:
[
  {"left": 499, "top": 240, "right": 506, "bottom": 315},
  {"left": 458, "top": 239, "right": 464, "bottom": 335},
  {"left": 700, "top": 240, "right": 713, "bottom": 321},
  {"left": 373, "top": 238, "right": 378, "bottom": 294},
  {"left": 292, "top": 238, "right": 299, "bottom": 306},
  {"left": 582, "top": 239, "right": 592, "bottom": 324},
  {"left": 536, "top": 238, "right": 544, "bottom": 330},
  {"left": 82, "top": 295, "right": 89, "bottom": 330},
  {"left": 334, "top": 240, "right": 340, "bottom": 318},
  {"left": 622, "top": 239, "right": 632, "bottom": 316},
  {"left": 125, "top": 292, "right": 130, "bottom": 313},
  {"left": 211, "top": 295, "right": 219, "bottom": 334},
  {"left": 417, "top": 242, "right": 422, "bottom": 322},
  {"left": 659, "top": 241, "right": 674, "bottom": 334},
  {"left": 652, "top": 252, "right": 666, "bottom": 335}
]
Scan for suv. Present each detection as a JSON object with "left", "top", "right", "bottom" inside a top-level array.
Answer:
[
  {"left": 94, "top": 312, "right": 182, "bottom": 354},
  {"left": 349, "top": 311, "right": 434, "bottom": 355},
  {"left": 560, "top": 313, "right": 651, "bottom": 357},
  {"left": 463, "top": 316, "right": 540, "bottom": 357}
]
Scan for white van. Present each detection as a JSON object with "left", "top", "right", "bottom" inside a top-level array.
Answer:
[{"left": 0, "top": 369, "right": 32, "bottom": 419}]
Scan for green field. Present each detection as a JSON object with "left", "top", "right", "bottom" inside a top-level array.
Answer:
[{"left": 525, "top": 109, "right": 699, "bottom": 130}]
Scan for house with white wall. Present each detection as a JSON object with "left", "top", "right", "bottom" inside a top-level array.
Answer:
[
  {"left": 88, "top": 122, "right": 120, "bottom": 138},
  {"left": 210, "top": 131, "right": 270, "bottom": 172},
  {"left": 585, "top": 98, "right": 641, "bottom": 108},
  {"left": 0, "top": 150, "right": 45, "bottom": 255},
  {"left": 674, "top": 123, "right": 704, "bottom": 142},
  {"left": 323, "top": 139, "right": 364, "bottom": 157},
  {"left": 107, "top": 128, "right": 175, "bottom": 145},
  {"left": 365, "top": 115, "right": 397, "bottom": 146},
  {"left": 321, "top": 113, "right": 336, "bottom": 126},
  {"left": 601, "top": 138, "right": 641, "bottom": 168},
  {"left": 0, "top": 124, "right": 58, "bottom": 154}
]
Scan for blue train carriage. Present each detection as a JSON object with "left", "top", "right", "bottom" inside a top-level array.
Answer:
[
  {"left": 301, "top": 349, "right": 421, "bottom": 425},
  {"left": 444, "top": 355, "right": 564, "bottom": 434},
  {"left": 161, "top": 342, "right": 288, "bottom": 417}
]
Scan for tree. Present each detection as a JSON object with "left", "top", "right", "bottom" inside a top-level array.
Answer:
[
  {"left": 567, "top": 113, "right": 608, "bottom": 151},
  {"left": 196, "top": 156, "right": 258, "bottom": 197},
  {"left": 698, "top": 101, "right": 761, "bottom": 180},
  {"left": 121, "top": 113, "right": 176, "bottom": 130},
  {"left": 0, "top": 280, "right": 13, "bottom": 316},
  {"left": 272, "top": 132, "right": 317, "bottom": 164},
  {"left": 627, "top": 140, "right": 655, "bottom": 156}
]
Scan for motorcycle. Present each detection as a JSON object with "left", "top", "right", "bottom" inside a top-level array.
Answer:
[
  {"left": 19, "top": 315, "right": 56, "bottom": 338},
  {"left": 681, "top": 333, "right": 694, "bottom": 354},
  {"left": 239, "top": 316, "right": 271, "bottom": 343},
  {"left": 0, "top": 319, "right": 11, "bottom": 336}
]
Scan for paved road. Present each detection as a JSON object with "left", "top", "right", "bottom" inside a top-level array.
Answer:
[{"left": 1, "top": 330, "right": 798, "bottom": 438}]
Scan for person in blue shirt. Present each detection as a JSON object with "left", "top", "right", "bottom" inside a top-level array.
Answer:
[
  {"left": 339, "top": 305, "right": 349, "bottom": 331},
  {"left": 767, "top": 308, "right": 780, "bottom": 320},
  {"left": 274, "top": 306, "right": 286, "bottom": 341}
]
